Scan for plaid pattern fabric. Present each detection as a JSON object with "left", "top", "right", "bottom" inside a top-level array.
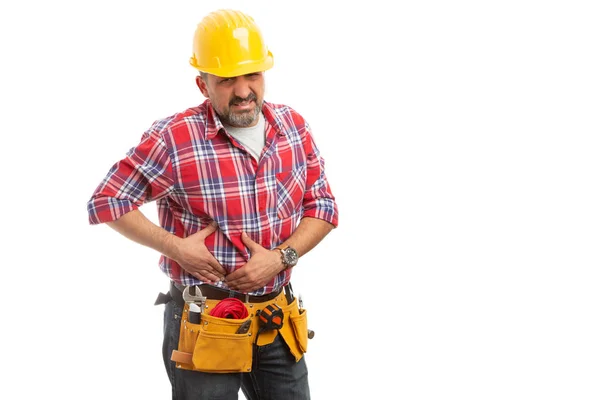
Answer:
[{"left": 87, "top": 100, "right": 338, "bottom": 295}]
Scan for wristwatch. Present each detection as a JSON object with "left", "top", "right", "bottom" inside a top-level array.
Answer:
[{"left": 277, "top": 246, "right": 299, "bottom": 268}]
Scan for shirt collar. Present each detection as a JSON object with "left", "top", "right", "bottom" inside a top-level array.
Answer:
[{"left": 204, "top": 101, "right": 226, "bottom": 140}]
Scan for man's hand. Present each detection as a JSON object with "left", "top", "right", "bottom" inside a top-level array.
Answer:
[
  {"left": 174, "top": 223, "right": 227, "bottom": 284},
  {"left": 105, "top": 210, "right": 227, "bottom": 283},
  {"left": 225, "top": 232, "right": 284, "bottom": 293}
]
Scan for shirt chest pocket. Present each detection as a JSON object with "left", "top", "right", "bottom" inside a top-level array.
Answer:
[{"left": 275, "top": 166, "right": 307, "bottom": 219}]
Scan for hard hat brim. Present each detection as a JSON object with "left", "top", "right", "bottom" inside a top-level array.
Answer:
[{"left": 190, "top": 52, "right": 274, "bottom": 78}]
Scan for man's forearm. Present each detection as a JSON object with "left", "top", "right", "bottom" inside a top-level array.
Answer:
[
  {"left": 106, "top": 210, "right": 180, "bottom": 259},
  {"left": 277, "top": 217, "right": 334, "bottom": 258}
]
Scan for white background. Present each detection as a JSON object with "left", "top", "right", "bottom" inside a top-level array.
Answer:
[{"left": 1, "top": 0, "right": 599, "bottom": 399}]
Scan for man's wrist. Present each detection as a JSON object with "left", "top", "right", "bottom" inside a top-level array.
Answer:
[
  {"left": 275, "top": 246, "right": 299, "bottom": 269},
  {"left": 161, "top": 233, "right": 182, "bottom": 260}
]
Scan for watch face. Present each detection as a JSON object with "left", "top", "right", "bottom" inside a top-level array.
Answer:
[{"left": 283, "top": 247, "right": 298, "bottom": 266}]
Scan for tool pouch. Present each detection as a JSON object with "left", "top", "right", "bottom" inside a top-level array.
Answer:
[
  {"left": 278, "top": 297, "right": 309, "bottom": 362},
  {"left": 172, "top": 302, "right": 253, "bottom": 373}
]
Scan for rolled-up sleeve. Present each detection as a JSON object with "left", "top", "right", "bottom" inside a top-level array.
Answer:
[
  {"left": 87, "top": 129, "right": 174, "bottom": 225},
  {"left": 301, "top": 125, "right": 339, "bottom": 228}
]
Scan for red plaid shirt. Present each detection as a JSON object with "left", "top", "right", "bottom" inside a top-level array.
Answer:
[{"left": 87, "top": 100, "right": 338, "bottom": 294}]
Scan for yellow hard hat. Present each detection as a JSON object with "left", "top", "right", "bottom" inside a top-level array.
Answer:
[{"left": 190, "top": 9, "right": 274, "bottom": 77}]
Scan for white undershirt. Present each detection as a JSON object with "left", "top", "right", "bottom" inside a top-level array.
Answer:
[{"left": 224, "top": 113, "right": 266, "bottom": 162}]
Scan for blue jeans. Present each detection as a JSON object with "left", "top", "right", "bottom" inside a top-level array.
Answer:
[{"left": 162, "top": 299, "right": 311, "bottom": 400}]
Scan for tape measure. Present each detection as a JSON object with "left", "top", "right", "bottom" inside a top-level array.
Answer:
[{"left": 257, "top": 304, "right": 283, "bottom": 330}]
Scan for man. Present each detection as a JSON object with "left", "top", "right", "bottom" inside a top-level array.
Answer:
[{"left": 87, "top": 8, "right": 338, "bottom": 400}]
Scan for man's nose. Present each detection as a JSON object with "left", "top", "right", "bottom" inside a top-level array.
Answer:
[{"left": 232, "top": 79, "right": 252, "bottom": 100}]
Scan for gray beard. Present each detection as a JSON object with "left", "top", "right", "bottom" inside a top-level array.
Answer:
[{"left": 220, "top": 104, "right": 261, "bottom": 127}]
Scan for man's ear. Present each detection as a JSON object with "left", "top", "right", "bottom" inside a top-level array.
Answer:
[{"left": 195, "top": 75, "right": 209, "bottom": 98}]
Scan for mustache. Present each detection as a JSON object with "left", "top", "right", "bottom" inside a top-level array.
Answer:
[{"left": 230, "top": 93, "right": 257, "bottom": 106}]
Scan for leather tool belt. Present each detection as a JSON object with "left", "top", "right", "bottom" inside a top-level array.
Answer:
[
  {"left": 156, "top": 282, "right": 309, "bottom": 374},
  {"left": 158, "top": 281, "right": 288, "bottom": 307}
]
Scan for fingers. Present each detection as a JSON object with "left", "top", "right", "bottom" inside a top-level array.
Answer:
[
  {"left": 240, "top": 231, "right": 253, "bottom": 245},
  {"left": 187, "top": 254, "right": 226, "bottom": 283},
  {"left": 228, "top": 279, "right": 260, "bottom": 293},
  {"left": 191, "top": 270, "right": 223, "bottom": 284},
  {"left": 241, "top": 232, "right": 263, "bottom": 254},
  {"left": 226, "top": 278, "right": 248, "bottom": 293},
  {"left": 195, "top": 221, "right": 218, "bottom": 239},
  {"left": 225, "top": 269, "right": 240, "bottom": 284},
  {"left": 224, "top": 268, "right": 246, "bottom": 291},
  {"left": 206, "top": 258, "right": 227, "bottom": 278},
  {"left": 178, "top": 221, "right": 228, "bottom": 283},
  {"left": 225, "top": 269, "right": 262, "bottom": 293},
  {"left": 187, "top": 256, "right": 226, "bottom": 283}
]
